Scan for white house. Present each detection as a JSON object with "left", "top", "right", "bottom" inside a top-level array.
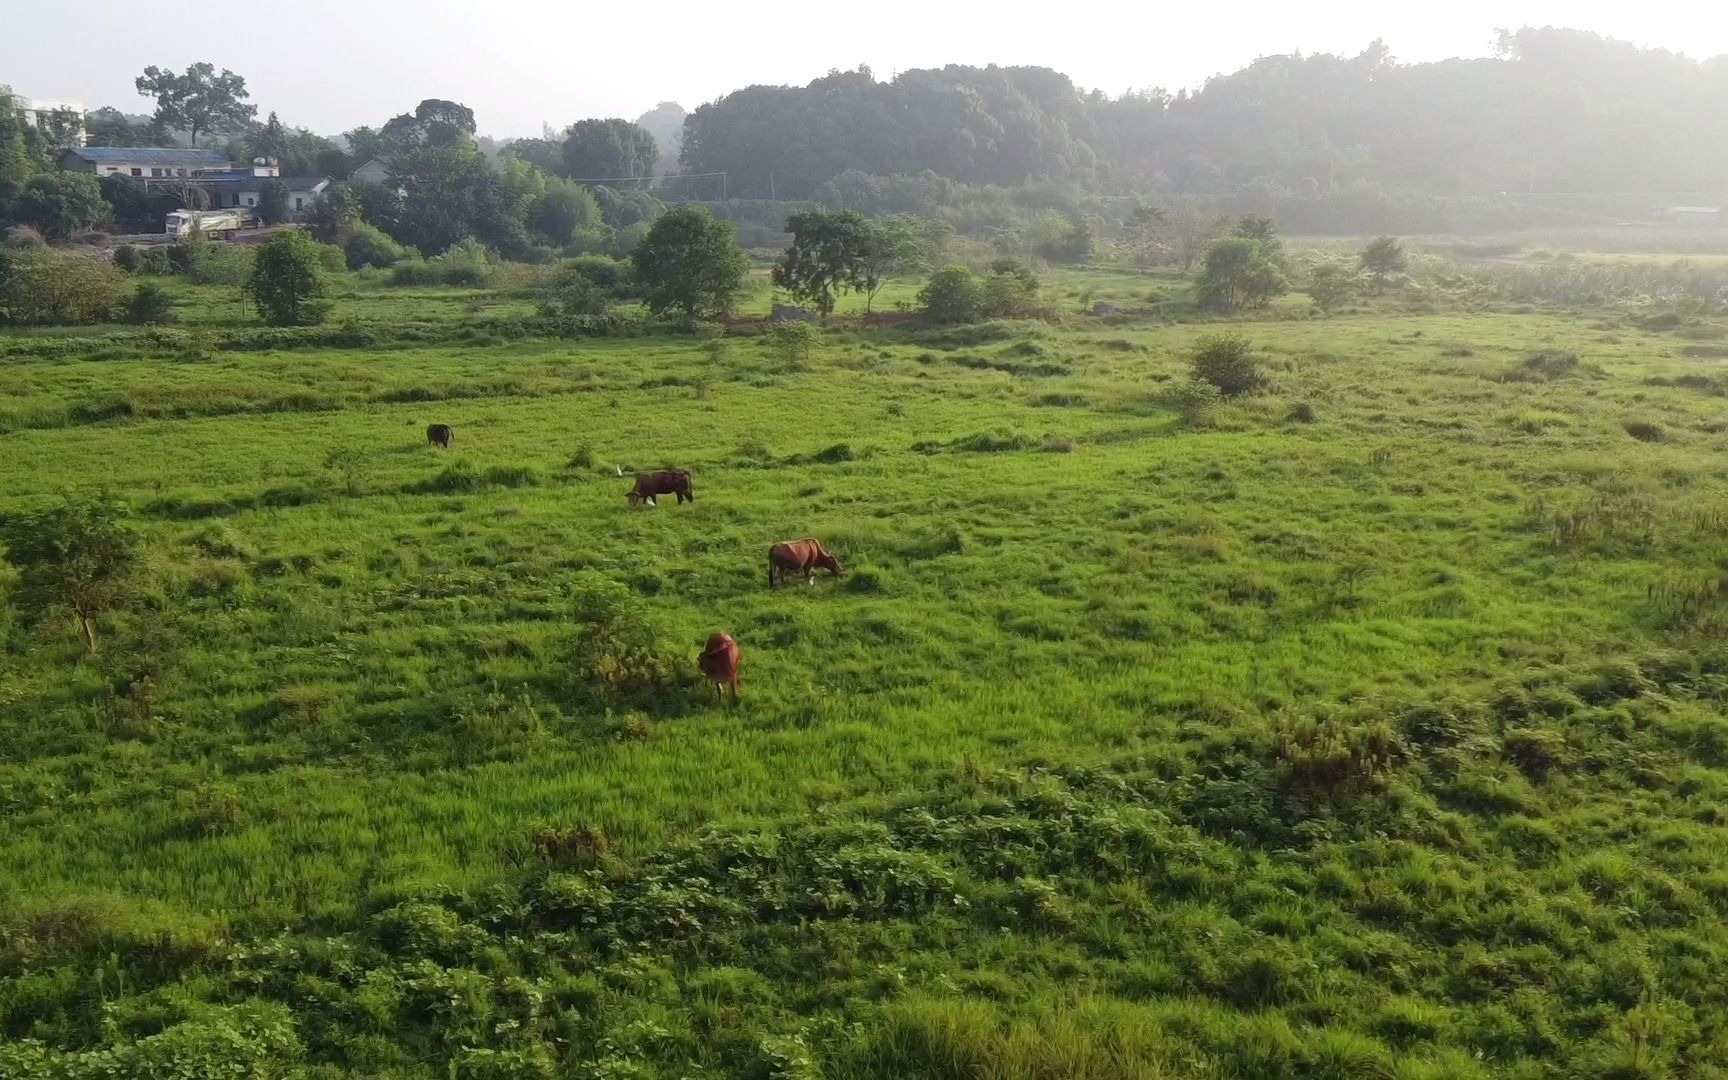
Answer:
[{"left": 203, "top": 175, "right": 333, "bottom": 218}]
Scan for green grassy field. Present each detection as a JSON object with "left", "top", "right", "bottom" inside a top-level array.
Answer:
[{"left": 6, "top": 262, "right": 1728, "bottom": 1078}]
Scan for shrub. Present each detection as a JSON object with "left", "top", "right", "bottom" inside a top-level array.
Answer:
[
  {"left": 537, "top": 265, "right": 612, "bottom": 318},
  {"left": 0, "top": 492, "right": 140, "bottom": 653},
  {"left": 1285, "top": 401, "right": 1318, "bottom": 423},
  {"left": 567, "top": 573, "right": 682, "bottom": 699},
  {"left": 113, "top": 244, "right": 142, "bottom": 272},
  {"left": 562, "top": 255, "right": 632, "bottom": 293},
  {"left": 1191, "top": 335, "right": 1263, "bottom": 397},
  {"left": 918, "top": 266, "right": 986, "bottom": 323},
  {"left": 1308, "top": 262, "right": 1357, "bottom": 310},
  {"left": 763, "top": 321, "right": 818, "bottom": 368},
  {"left": 1166, "top": 379, "right": 1222, "bottom": 424},
  {"left": 4, "top": 224, "right": 47, "bottom": 249},
  {"left": 1623, "top": 419, "right": 1666, "bottom": 443},
  {"left": 125, "top": 282, "right": 175, "bottom": 325},
  {"left": 0, "top": 247, "right": 125, "bottom": 326},
  {"left": 345, "top": 222, "right": 409, "bottom": 270}
]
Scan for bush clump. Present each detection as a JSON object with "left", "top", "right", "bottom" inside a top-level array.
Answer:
[{"left": 1191, "top": 335, "right": 1263, "bottom": 397}]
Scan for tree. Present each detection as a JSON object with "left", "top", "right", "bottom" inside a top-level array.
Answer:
[
  {"left": 85, "top": 106, "right": 155, "bottom": 147},
  {"left": 1308, "top": 262, "right": 1357, "bottom": 311},
  {"left": 1167, "top": 208, "right": 1225, "bottom": 272},
  {"left": 134, "top": 63, "right": 256, "bottom": 146},
  {"left": 1, "top": 492, "right": 140, "bottom": 653},
  {"left": 858, "top": 215, "right": 944, "bottom": 314},
  {"left": 1195, "top": 237, "right": 1287, "bottom": 311},
  {"left": 502, "top": 137, "right": 564, "bottom": 176},
  {"left": 633, "top": 102, "right": 687, "bottom": 176},
  {"left": 1359, "top": 235, "right": 1408, "bottom": 293},
  {"left": 917, "top": 266, "right": 985, "bottom": 323},
  {"left": 243, "top": 230, "right": 330, "bottom": 326},
  {"left": 982, "top": 258, "right": 1041, "bottom": 318},
  {"left": 0, "top": 100, "right": 39, "bottom": 211},
  {"left": 528, "top": 178, "right": 601, "bottom": 246},
  {"left": 14, "top": 173, "right": 109, "bottom": 239},
  {"left": 773, "top": 209, "right": 871, "bottom": 318},
  {"left": 248, "top": 111, "right": 287, "bottom": 162},
  {"left": 99, "top": 173, "right": 168, "bottom": 233},
  {"left": 255, "top": 179, "right": 290, "bottom": 225},
  {"left": 1233, "top": 215, "right": 1286, "bottom": 267},
  {"left": 308, "top": 184, "right": 360, "bottom": 244},
  {"left": 562, "top": 119, "right": 658, "bottom": 180},
  {"left": 630, "top": 205, "right": 749, "bottom": 325}
]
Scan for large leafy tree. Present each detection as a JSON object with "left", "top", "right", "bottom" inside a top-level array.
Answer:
[
  {"left": 631, "top": 205, "right": 749, "bottom": 325},
  {"left": 134, "top": 62, "right": 256, "bottom": 146},
  {"left": 772, "top": 209, "right": 872, "bottom": 318},
  {"left": 561, "top": 119, "right": 657, "bottom": 180},
  {"left": 1, "top": 492, "right": 140, "bottom": 654},
  {"left": 13, "top": 172, "right": 109, "bottom": 238}
]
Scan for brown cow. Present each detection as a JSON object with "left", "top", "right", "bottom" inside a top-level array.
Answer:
[
  {"left": 769, "top": 538, "right": 843, "bottom": 587},
  {"left": 627, "top": 469, "right": 693, "bottom": 507},
  {"left": 697, "top": 632, "right": 741, "bottom": 700},
  {"left": 427, "top": 423, "right": 454, "bottom": 448}
]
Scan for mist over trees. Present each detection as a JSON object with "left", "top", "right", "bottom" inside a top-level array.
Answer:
[{"left": 679, "top": 30, "right": 1728, "bottom": 201}]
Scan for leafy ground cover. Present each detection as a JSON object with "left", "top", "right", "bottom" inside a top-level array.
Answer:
[{"left": 5, "top": 262, "right": 1728, "bottom": 1077}]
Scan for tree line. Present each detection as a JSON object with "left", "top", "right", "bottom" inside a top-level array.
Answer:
[{"left": 679, "top": 30, "right": 1728, "bottom": 200}]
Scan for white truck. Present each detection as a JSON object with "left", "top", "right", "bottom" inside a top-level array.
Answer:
[{"left": 165, "top": 209, "right": 257, "bottom": 240}]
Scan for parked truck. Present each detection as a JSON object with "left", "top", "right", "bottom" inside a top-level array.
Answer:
[{"left": 165, "top": 209, "right": 257, "bottom": 240}]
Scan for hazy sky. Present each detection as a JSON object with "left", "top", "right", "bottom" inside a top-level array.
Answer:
[{"left": 4, "top": 1, "right": 1720, "bottom": 139}]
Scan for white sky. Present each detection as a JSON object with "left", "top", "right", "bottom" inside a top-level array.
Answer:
[{"left": 3, "top": 1, "right": 1721, "bottom": 139}]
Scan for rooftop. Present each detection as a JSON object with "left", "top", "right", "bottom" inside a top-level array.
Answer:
[
  {"left": 199, "top": 175, "right": 332, "bottom": 192},
  {"left": 62, "top": 147, "right": 232, "bottom": 167}
]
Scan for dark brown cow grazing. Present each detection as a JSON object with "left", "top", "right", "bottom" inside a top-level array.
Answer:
[
  {"left": 769, "top": 538, "right": 843, "bottom": 587},
  {"left": 426, "top": 423, "right": 454, "bottom": 448},
  {"left": 627, "top": 469, "right": 693, "bottom": 507},
  {"left": 697, "top": 632, "right": 741, "bottom": 700}
]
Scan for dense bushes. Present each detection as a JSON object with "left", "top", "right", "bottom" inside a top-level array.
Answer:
[
  {"left": 0, "top": 247, "right": 126, "bottom": 326},
  {"left": 1190, "top": 334, "right": 1263, "bottom": 397},
  {"left": 916, "top": 260, "right": 1045, "bottom": 324},
  {"left": 344, "top": 222, "right": 410, "bottom": 269}
]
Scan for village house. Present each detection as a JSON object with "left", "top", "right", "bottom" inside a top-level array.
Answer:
[{"left": 58, "top": 147, "right": 332, "bottom": 220}]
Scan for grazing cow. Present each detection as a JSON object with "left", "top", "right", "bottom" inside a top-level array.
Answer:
[
  {"left": 426, "top": 423, "right": 454, "bottom": 448},
  {"left": 697, "top": 632, "right": 741, "bottom": 700},
  {"left": 627, "top": 469, "right": 693, "bottom": 507},
  {"left": 769, "top": 538, "right": 843, "bottom": 587}
]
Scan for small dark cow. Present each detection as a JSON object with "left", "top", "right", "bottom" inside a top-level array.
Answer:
[
  {"left": 769, "top": 538, "right": 843, "bottom": 587},
  {"left": 627, "top": 469, "right": 693, "bottom": 507},
  {"left": 697, "top": 632, "right": 741, "bottom": 700},
  {"left": 426, "top": 423, "right": 454, "bottom": 448}
]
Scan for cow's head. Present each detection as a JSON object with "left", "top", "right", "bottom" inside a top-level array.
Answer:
[
  {"left": 816, "top": 552, "right": 844, "bottom": 576},
  {"left": 627, "top": 490, "right": 643, "bottom": 507}
]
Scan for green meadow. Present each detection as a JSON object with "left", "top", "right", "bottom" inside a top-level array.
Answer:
[{"left": 8, "top": 258, "right": 1728, "bottom": 1077}]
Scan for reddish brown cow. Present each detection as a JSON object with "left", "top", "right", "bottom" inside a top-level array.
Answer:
[
  {"left": 627, "top": 469, "right": 693, "bottom": 507},
  {"left": 697, "top": 632, "right": 741, "bottom": 700},
  {"left": 768, "top": 538, "right": 843, "bottom": 587}
]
